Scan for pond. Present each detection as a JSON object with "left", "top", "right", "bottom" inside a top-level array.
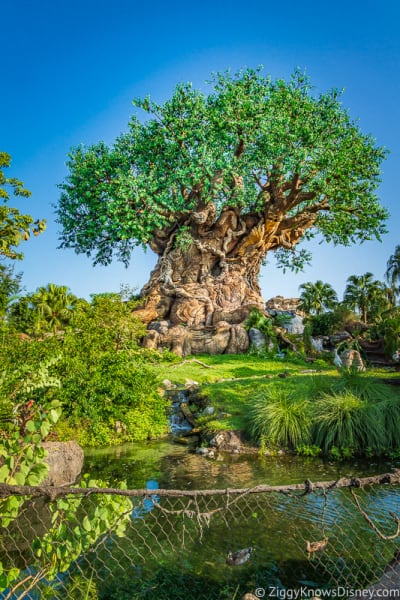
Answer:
[
  {"left": 79, "top": 442, "right": 400, "bottom": 598},
  {"left": 83, "top": 439, "right": 397, "bottom": 490},
  {"left": 2, "top": 441, "right": 399, "bottom": 599}
]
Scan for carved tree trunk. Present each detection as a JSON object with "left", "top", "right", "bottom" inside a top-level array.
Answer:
[{"left": 133, "top": 206, "right": 299, "bottom": 355}]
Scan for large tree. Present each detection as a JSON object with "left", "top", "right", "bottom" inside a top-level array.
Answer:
[{"left": 57, "top": 69, "right": 388, "bottom": 355}]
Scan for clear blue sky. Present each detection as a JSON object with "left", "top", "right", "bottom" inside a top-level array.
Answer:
[{"left": 2, "top": 0, "right": 399, "bottom": 301}]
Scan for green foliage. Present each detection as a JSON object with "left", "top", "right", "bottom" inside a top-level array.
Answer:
[
  {"left": 343, "top": 272, "right": 388, "bottom": 324},
  {"left": 307, "top": 311, "right": 340, "bottom": 336},
  {"left": 57, "top": 68, "right": 387, "bottom": 268},
  {"left": 0, "top": 358, "right": 62, "bottom": 528},
  {"left": 249, "top": 388, "right": 311, "bottom": 449},
  {"left": 1, "top": 475, "right": 132, "bottom": 595},
  {"left": 0, "top": 151, "right": 46, "bottom": 260},
  {"left": 312, "top": 391, "right": 383, "bottom": 454},
  {"left": 1, "top": 295, "right": 168, "bottom": 446},
  {"left": 31, "top": 283, "right": 79, "bottom": 333},
  {"left": 245, "top": 309, "right": 276, "bottom": 340},
  {"left": 0, "top": 264, "right": 22, "bottom": 319},
  {"left": 295, "top": 444, "right": 322, "bottom": 457},
  {"left": 385, "top": 245, "right": 400, "bottom": 304},
  {"left": 299, "top": 280, "right": 338, "bottom": 315}
]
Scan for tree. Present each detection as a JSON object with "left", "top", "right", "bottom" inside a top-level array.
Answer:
[
  {"left": 31, "top": 283, "right": 78, "bottom": 333},
  {"left": 57, "top": 69, "right": 387, "bottom": 355},
  {"left": 298, "top": 280, "right": 338, "bottom": 315},
  {"left": 0, "top": 264, "right": 22, "bottom": 319},
  {"left": 343, "top": 272, "right": 387, "bottom": 324},
  {"left": 0, "top": 151, "right": 46, "bottom": 260},
  {"left": 385, "top": 245, "right": 400, "bottom": 304}
]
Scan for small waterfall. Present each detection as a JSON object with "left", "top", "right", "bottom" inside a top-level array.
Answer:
[{"left": 168, "top": 390, "right": 193, "bottom": 436}]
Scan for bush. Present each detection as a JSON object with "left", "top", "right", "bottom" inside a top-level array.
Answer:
[{"left": 249, "top": 388, "right": 311, "bottom": 449}]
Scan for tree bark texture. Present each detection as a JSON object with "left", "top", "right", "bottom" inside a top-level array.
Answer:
[{"left": 133, "top": 205, "right": 309, "bottom": 355}]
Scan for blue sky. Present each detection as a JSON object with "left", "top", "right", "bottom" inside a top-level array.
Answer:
[{"left": 2, "top": 0, "right": 399, "bottom": 301}]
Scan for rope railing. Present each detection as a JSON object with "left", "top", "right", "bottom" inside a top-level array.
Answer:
[{"left": 1, "top": 471, "right": 400, "bottom": 599}]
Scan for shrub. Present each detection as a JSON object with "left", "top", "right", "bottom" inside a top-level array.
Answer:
[
  {"left": 312, "top": 391, "right": 384, "bottom": 454},
  {"left": 249, "top": 388, "right": 311, "bottom": 449}
]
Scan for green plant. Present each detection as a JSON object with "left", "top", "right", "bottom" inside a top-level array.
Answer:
[
  {"left": 245, "top": 309, "right": 276, "bottom": 338},
  {"left": 249, "top": 388, "right": 311, "bottom": 449},
  {"left": 312, "top": 390, "right": 383, "bottom": 454},
  {"left": 1, "top": 476, "right": 132, "bottom": 597},
  {"left": 295, "top": 444, "right": 322, "bottom": 457}
]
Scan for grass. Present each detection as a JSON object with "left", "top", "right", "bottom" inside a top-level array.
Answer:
[
  {"left": 249, "top": 388, "right": 311, "bottom": 449},
  {"left": 157, "top": 353, "right": 400, "bottom": 456}
]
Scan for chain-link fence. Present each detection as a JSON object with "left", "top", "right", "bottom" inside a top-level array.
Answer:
[{"left": 1, "top": 471, "right": 400, "bottom": 599}]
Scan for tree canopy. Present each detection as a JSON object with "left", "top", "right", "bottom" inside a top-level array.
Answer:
[
  {"left": 0, "top": 152, "right": 46, "bottom": 260},
  {"left": 57, "top": 68, "right": 388, "bottom": 269}
]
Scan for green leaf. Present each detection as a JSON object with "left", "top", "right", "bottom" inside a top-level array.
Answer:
[
  {"left": 26, "top": 419, "right": 36, "bottom": 432},
  {"left": 82, "top": 516, "right": 92, "bottom": 532},
  {"left": 0, "top": 465, "right": 10, "bottom": 482}
]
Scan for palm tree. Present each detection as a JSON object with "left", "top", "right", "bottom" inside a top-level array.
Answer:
[
  {"left": 298, "top": 281, "right": 338, "bottom": 315},
  {"left": 343, "top": 273, "right": 387, "bottom": 324},
  {"left": 32, "top": 283, "right": 77, "bottom": 333},
  {"left": 385, "top": 245, "right": 400, "bottom": 305}
]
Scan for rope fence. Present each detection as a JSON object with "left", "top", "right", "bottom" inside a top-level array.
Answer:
[{"left": 1, "top": 471, "right": 400, "bottom": 599}]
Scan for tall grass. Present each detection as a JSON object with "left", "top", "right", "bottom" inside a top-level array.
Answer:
[
  {"left": 249, "top": 388, "right": 311, "bottom": 449},
  {"left": 312, "top": 390, "right": 384, "bottom": 454}
]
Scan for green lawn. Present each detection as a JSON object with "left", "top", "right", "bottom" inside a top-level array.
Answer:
[{"left": 158, "top": 354, "right": 400, "bottom": 446}]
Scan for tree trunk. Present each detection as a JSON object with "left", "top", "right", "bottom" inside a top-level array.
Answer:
[{"left": 133, "top": 208, "right": 272, "bottom": 355}]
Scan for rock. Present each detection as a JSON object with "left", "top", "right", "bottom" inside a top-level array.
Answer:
[
  {"left": 162, "top": 379, "right": 175, "bottom": 389},
  {"left": 202, "top": 406, "right": 215, "bottom": 416},
  {"left": 41, "top": 441, "right": 84, "bottom": 486},
  {"left": 284, "top": 314, "right": 304, "bottom": 334},
  {"left": 196, "top": 447, "right": 210, "bottom": 456},
  {"left": 248, "top": 327, "right": 267, "bottom": 350},
  {"left": 184, "top": 378, "right": 199, "bottom": 390},
  {"left": 209, "top": 430, "right": 244, "bottom": 453},
  {"left": 148, "top": 320, "right": 170, "bottom": 335},
  {"left": 225, "top": 323, "right": 249, "bottom": 354},
  {"left": 340, "top": 349, "right": 366, "bottom": 371},
  {"left": 330, "top": 331, "right": 352, "bottom": 345},
  {"left": 265, "top": 295, "right": 304, "bottom": 315},
  {"left": 311, "top": 337, "right": 324, "bottom": 352}
]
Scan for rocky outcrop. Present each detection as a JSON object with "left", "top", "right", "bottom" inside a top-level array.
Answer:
[
  {"left": 41, "top": 440, "right": 84, "bottom": 486},
  {"left": 143, "top": 320, "right": 249, "bottom": 357},
  {"left": 265, "top": 296, "right": 304, "bottom": 315}
]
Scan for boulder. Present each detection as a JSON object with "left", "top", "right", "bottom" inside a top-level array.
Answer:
[
  {"left": 339, "top": 349, "right": 366, "bottom": 371},
  {"left": 209, "top": 430, "right": 244, "bottom": 453},
  {"left": 285, "top": 314, "right": 304, "bottom": 334},
  {"left": 41, "top": 440, "right": 84, "bottom": 486},
  {"left": 248, "top": 327, "right": 267, "bottom": 350}
]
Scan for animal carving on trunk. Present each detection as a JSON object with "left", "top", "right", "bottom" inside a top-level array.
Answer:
[{"left": 57, "top": 69, "right": 387, "bottom": 355}]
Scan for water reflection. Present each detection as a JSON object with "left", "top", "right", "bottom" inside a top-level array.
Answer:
[{"left": 83, "top": 440, "right": 398, "bottom": 490}]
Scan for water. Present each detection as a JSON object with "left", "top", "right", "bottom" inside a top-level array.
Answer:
[
  {"left": 83, "top": 439, "right": 397, "bottom": 490},
  {"left": 81, "top": 443, "right": 400, "bottom": 598},
  {"left": 2, "top": 442, "right": 400, "bottom": 599}
]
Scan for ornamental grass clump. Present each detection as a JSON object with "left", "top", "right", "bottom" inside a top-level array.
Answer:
[
  {"left": 249, "top": 388, "right": 311, "bottom": 450},
  {"left": 312, "top": 390, "right": 384, "bottom": 455}
]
